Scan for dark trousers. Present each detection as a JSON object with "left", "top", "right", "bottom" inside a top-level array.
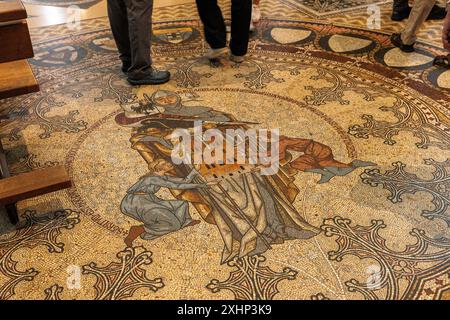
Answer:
[
  {"left": 195, "top": 0, "right": 252, "bottom": 56},
  {"left": 393, "top": 0, "right": 409, "bottom": 10},
  {"left": 107, "top": 0, "right": 153, "bottom": 79}
]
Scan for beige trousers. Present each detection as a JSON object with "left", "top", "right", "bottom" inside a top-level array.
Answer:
[{"left": 401, "top": 0, "right": 436, "bottom": 45}]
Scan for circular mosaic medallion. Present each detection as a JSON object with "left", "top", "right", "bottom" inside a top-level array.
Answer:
[{"left": 2, "top": 18, "right": 449, "bottom": 300}]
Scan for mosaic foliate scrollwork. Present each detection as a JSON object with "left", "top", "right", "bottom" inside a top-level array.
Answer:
[
  {"left": 82, "top": 246, "right": 164, "bottom": 300},
  {"left": 233, "top": 58, "right": 377, "bottom": 101},
  {"left": 206, "top": 255, "right": 297, "bottom": 300},
  {"left": 348, "top": 98, "right": 450, "bottom": 150},
  {"left": 304, "top": 66, "right": 376, "bottom": 106},
  {"left": 281, "top": 0, "right": 388, "bottom": 16},
  {"left": 234, "top": 60, "right": 286, "bottom": 90},
  {"left": 44, "top": 285, "right": 64, "bottom": 300},
  {"left": 321, "top": 217, "right": 450, "bottom": 300},
  {"left": 68, "top": 68, "right": 136, "bottom": 105},
  {"left": 0, "top": 210, "right": 80, "bottom": 300},
  {"left": 311, "top": 293, "right": 331, "bottom": 300},
  {"left": 7, "top": 153, "right": 59, "bottom": 175},
  {"left": 361, "top": 159, "right": 450, "bottom": 226},
  {"left": 2, "top": 68, "right": 135, "bottom": 141},
  {"left": 4, "top": 94, "right": 87, "bottom": 141},
  {"left": 413, "top": 272, "right": 450, "bottom": 300},
  {"left": 171, "top": 58, "right": 288, "bottom": 90},
  {"left": 169, "top": 59, "right": 214, "bottom": 88}
]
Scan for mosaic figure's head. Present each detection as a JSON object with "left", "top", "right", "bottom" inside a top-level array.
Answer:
[{"left": 151, "top": 90, "right": 182, "bottom": 110}]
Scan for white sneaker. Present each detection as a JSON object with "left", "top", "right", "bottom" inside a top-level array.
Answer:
[
  {"left": 252, "top": 4, "right": 261, "bottom": 23},
  {"left": 206, "top": 47, "right": 229, "bottom": 60}
]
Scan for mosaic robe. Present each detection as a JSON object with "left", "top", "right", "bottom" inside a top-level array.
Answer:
[
  {"left": 120, "top": 170, "right": 204, "bottom": 240},
  {"left": 130, "top": 125, "right": 321, "bottom": 263}
]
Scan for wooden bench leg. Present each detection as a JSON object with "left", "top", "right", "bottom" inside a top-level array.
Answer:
[{"left": 5, "top": 203, "right": 19, "bottom": 225}]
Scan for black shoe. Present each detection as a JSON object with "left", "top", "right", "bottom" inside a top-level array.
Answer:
[
  {"left": 127, "top": 69, "right": 171, "bottom": 86},
  {"left": 391, "top": 6, "right": 411, "bottom": 21},
  {"left": 390, "top": 33, "right": 415, "bottom": 53},
  {"left": 426, "top": 5, "right": 446, "bottom": 21},
  {"left": 121, "top": 63, "right": 131, "bottom": 74}
]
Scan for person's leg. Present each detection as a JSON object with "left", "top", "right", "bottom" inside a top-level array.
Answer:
[
  {"left": 123, "top": 0, "right": 153, "bottom": 80},
  {"left": 107, "top": 0, "right": 131, "bottom": 70},
  {"left": 426, "top": 2, "right": 447, "bottom": 21},
  {"left": 401, "top": 0, "right": 436, "bottom": 45},
  {"left": 124, "top": 0, "right": 170, "bottom": 85},
  {"left": 195, "top": 0, "right": 227, "bottom": 50},
  {"left": 392, "top": 0, "right": 410, "bottom": 21},
  {"left": 393, "top": 0, "right": 445, "bottom": 21},
  {"left": 230, "top": 0, "right": 252, "bottom": 58}
]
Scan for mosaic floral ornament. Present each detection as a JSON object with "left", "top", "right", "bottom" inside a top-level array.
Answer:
[
  {"left": 2, "top": 93, "right": 88, "bottom": 141},
  {"left": 0, "top": 210, "right": 80, "bottom": 300},
  {"left": 44, "top": 285, "right": 64, "bottom": 301},
  {"left": 1, "top": 65, "right": 134, "bottom": 142},
  {"left": 206, "top": 255, "right": 297, "bottom": 300},
  {"left": 348, "top": 98, "right": 450, "bottom": 150},
  {"left": 302, "top": 65, "right": 376, "bottom": 106},
  {"left": 234, "top": 60, "right": 286, "bottom": 90},
  {"left": 82, "top": 246, "right": 164, "bottom": 300},
  {"left": 280, "top": 0, "right": 390, "bottom": 16},
  {"left": 310, "top": 293, "right": 330, "bottom": 300},
  {"left": 169, "top": 58, "right": 214, "bottom": 88},
  {"left": 7, "top": 153, "right": 59, "bottom": 175},
  {"left": 360, "top": 159, "right": 450, "bottom": 226},
  {"left": 321, "top": 217, "right": 450, "bottom": 300}
]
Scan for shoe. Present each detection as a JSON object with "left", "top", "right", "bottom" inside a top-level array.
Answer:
[
  {"left": 127, "top": 69, "right": 171, "bottom": 86},
  {"left": 390, "top": 33, "right": 415, "bottom": 53},
  {"left": 230, "top": 54, "right": 245, "bottom": 63},
  {"left": 426, "top": 5, "right": 446, "bottom": 21},
  {"left": 252, "top": 4, "right": 261, "bottom": 23},
  {"left": 121, "top": 62, "right": 131, "bottom": 74},
  {"left": 206, "top": 47, "right": 229, "bottom": 60},
  {"left": 391, "top": 6, "right": 411, "bottom": 21}
]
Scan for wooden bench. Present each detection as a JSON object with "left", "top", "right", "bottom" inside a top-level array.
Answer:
[
  {"left": 0, "top": 59, "right": 39, "bottom": 99},
  {"left": 0, "top": 165, "right": 72, "bottom": 224},
  {"left": 0, "top": 0, "right": 33, "bottom": 64},
  {"left": 0, "top": 1, "right": 27, "bottom": 23},
  {"left": 0, "top": 1, "right": 71, "bottom": 225},
  {"left": 0, "top": 0, "right": 38, "bottom": 100}
]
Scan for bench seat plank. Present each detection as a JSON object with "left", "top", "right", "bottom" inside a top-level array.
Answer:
[
  {"left": 0, "top": 166, "right": 72, "bottom": 205},
  {"left": 0, "top": 21, "right": 34, "bottom": 63},
  {"left": 0, "top": 59, "right": 39, "bottom": 99},
  {"left": 0, "top": 1, "right": 26, "bottom": 23}
]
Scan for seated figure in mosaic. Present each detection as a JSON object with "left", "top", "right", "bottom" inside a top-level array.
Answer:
[{"left": 121, "top": 159, "right": 208, "bottom": 247}]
